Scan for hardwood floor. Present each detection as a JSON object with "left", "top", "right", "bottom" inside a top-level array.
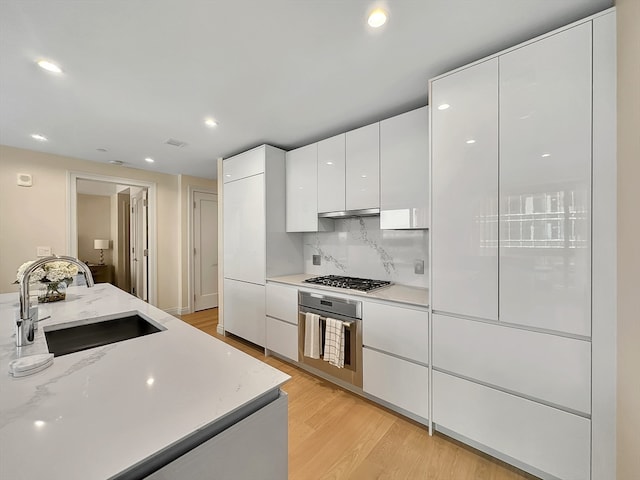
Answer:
[{"left": 180, "top": 309, "right": 538, "bottom": 480}]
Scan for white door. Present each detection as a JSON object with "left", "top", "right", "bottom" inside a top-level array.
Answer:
[
  {"left": 130, "top": 189, "right": 148, "bottom": 301},
  {"left": 194, "top": 191, "right": 218, "bottom": 311}
]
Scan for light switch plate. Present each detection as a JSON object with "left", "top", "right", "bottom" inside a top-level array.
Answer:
[
  {"left": 312, "top": 255, "right": 321, "bottom": 266},
  {"left": 37, "top": 246, "right": 52, "bottom": 257},
  {"left": 414, "top": 259, "right": 425, "bottom": 275}
]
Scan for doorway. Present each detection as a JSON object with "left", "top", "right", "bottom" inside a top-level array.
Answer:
[
  {"left": 190, "top": 188, "right": 218, "bottom": 311},
  {"left": 68, "top": 172, "right": 157, "bottom": 306}
]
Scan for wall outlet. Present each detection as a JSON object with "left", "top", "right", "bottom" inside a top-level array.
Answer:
[
  {"left": 312, "top": 254, "right": 321, "bottom": 266},
  {"left": 37, "top": 246, "right": 52, "bottom": 257},
  {"left": 414, "top": 259, "right": 425, "bottom": 275}
]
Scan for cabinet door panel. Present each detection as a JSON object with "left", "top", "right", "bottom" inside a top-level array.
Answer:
[
  {"left": 380, "top": 106, "right": 429, "bottom": 229},
  {"left": 266, "top": 283, "right": 298, "bottom": 325},
  {"left": 222, "top": 147, "right": 265, "bottom": 183},
  {"left": 223, "top": 175, "right": 265, "bottom": 284},
  {"left": 317, "top": 134, "right": 346, "bottom": 213},
  {"left": 363, "top": 348, "right": 428, "bottom": 420},
  {"left": 266, "top": 317, "right": 298, "bottom": 362},
  {"left": 346, "top": 123, "right": 380, "bottom": 211},
  {"left": 433, "top": 371, "right": 590, "bottom": 480},
  {"left": 363, "top": 302, "right": 428, "bottom": 364},
  {"left": 499, "top": 24, "right": 592, "bottom": 336},
  {"left": 223, "top": 279, "right": 265, "bottom": 347},
  {"left": 286, "top": 144, "right": 319, "bottom": 232},
  {"left": 433, "top": 314, "right": 590, "bottom": 413},
  {"left": 431, "top": 59, "right": 499, "bottom": 320}
]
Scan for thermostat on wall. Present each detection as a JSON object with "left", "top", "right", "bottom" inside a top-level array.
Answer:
[{"left": 17, "top": 173, "right": 32, "bottom": 187}]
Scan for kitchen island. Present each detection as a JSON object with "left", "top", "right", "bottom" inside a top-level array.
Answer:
[{"left": 0, "top": 284, "right": 290, "bottom": 480}]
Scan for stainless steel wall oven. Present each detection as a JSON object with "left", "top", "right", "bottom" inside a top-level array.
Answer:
[{"left": 297, "top": 291, "right": 363, "bottom": 388}]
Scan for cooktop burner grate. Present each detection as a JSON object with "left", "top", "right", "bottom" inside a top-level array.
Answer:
[{"left": 303, "top": 275, "right": 392, "bottom": 292}]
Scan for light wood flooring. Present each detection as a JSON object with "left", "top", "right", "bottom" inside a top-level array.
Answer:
[{"left": 180, "top": 308, "right": 538, "bottom": 480}]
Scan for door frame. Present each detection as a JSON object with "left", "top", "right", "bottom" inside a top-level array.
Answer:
[
  {"left": 67, "top": 171, "right": 158, "bottom": 306},
  {"left": 187, "top": 185, "right": 217, "bottom": 314}
]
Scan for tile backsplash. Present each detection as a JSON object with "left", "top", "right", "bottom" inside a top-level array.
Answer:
[{"left": 303, "top": 217, "right": 429, "bottom": 288}]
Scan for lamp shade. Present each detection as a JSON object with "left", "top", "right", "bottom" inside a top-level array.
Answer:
[{"left": 94, "top": 239, "right": 110, "bottom": 250}]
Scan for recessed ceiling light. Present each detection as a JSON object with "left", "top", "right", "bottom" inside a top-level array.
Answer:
[
  {"left": 361, "top": 174, "right": 368, "bottom": 178},
  {"left": 145, "top": 157, "right": 155, "bottom": 163},
  {"left": 326, "top": 162, "right": 333, "bottom": 165},
  {"left": 541, "top": 153, "right": 551, "bottom": 158},
  {"left": 438, "top": 104, "right": 450, "bottom": 110},
  {"left": 466, "top": 139, "right": 476, "bottom": 144},
  {"left": 368, "top": 9, "right": 388, "bottom": 28},
  {"left": 36, "top": 59, "right": 63, "bottom": 74},
  {"left": 31, "top": 133, "right": 47, "bottom": 141},
  {"left": 205, "top": 118, "right": 218, "bottom": 128}
]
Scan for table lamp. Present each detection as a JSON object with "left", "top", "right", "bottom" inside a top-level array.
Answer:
[{"left": 94, "top": 239, "right": 110, "bottom": 265}]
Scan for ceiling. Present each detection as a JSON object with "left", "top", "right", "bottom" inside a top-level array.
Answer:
[{"left": 0, "top": 0, "right": 613, "bottom": 180}]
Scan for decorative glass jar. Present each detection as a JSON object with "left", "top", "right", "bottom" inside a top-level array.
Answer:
[{"left": 37, "top": 280, "right": 68, "bottom": 303}]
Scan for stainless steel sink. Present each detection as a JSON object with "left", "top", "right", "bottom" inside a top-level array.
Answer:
[{"left": 44, "top": 313, "right": 163, "bottom": 357}]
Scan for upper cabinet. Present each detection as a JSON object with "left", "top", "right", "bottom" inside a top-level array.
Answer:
[
  {"left": 499, "top": 23, "right": 592, "bottom": 336},
  {"left": 345, "top": 123, "right": 380, "bottom": 211},
  {"left": 380, "top": 106, "right": 429, "bottom": 229},
  {"left": 431, "top": 59, "right": 499, "bottom": 321},
  {"left": 317, "top": 133, "right": 346, "bottom": 213},
  {"left": 286, "top": 143, "right": 334, "bottom": 233}
]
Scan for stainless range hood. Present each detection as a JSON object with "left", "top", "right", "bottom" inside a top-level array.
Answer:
[{"left": 318, "top": 208, "right": 380, "bottom": 219}]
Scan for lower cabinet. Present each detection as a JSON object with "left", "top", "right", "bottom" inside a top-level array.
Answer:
[
  {"left": 266, "top": 316, "right": 298, "bottom": 362},
  {"left": 433, "top": 371, "right": 590, "bottom": 480},
  {"left": 363, "top": 347, "right": 428, "bottom": 421},
  {"left": 147, "top": 391, "right": 288, "bottom": 480},
  {"left": 223, "top": 278, "right": 265, "bottom": 347}
]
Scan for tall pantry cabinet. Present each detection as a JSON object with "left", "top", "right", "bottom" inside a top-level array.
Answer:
[
  {"left": 430, "top": 10, "right": 616, "bottom": 480},
  {"left": 222, "top": 145, "right": 303, "bottom": 347}
]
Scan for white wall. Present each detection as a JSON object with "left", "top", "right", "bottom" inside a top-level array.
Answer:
[
  {"left": 0, "top": 145, "right": 198, "bottom": 312},
  {"left": 616, "top": 0, "right": 640, "bottom": 478}
]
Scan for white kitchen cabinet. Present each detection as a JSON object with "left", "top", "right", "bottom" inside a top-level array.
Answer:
[
  {"left": 266, "top": 282, "right": 299, "bottom": 324},
  {"left": 345, "top": 123, "right": 380, "bottom": 211},
  {"left": 222, "top": 147, "right": 264, "bottom": 183},
  {"left": 499, "top": 23, "right": 592, "bottom": 337},
  {"left": 431, "top": 59, "right": 499, "bottom": 321},
  {"left": 223, "top": 173, "right": 265, "bottom": 285},
  {"left": 363, "top": 347, "right": 428, "bottom": 421},
  {"left": 266, "top": 317, "right": 298, "bottom": 362},
  {"left": 223, "top": 145, "right": 303, "bottom": 347},
  {"left": 380, "top": 106, "right": 429, "bottom": 229},
  {"left": 317, "top": 133, "right": 346, "bottom": 213},
  {"left": 286, "top": 144, "right": 333, "bottom": 232},
  {"left": 362, "top": 301, "right": 428, "bottom": 364},
  {"left": 147, "top": 392, "right": 288, "bottom": 480},
  {"left": 432, "top": 313, "right": 591, "bottom": 413},
  {"left": 433, "top": 371, "right": 590, "bottom": 480},
  {"left": 223, "top": 278, "right": 266, "bottom": 347},
  {"left": 265, "top": 282, "right": 299, "bottom": 361}
]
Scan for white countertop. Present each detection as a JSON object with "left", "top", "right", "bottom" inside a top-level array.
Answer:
[
  {"left": 268, "top": 274, "right": 429, "bottom": 308},
  {"left": 0, "top": 284, "right": 289, "bottom": 480}
]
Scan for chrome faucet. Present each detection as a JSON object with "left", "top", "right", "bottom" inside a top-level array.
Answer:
[{"left": 16, "top": 255, "right": 95, "bottom": 347}]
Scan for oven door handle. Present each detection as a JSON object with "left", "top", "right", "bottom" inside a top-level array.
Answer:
[{"left": 299, "top": 310, "right": 355, "bottom": 327}]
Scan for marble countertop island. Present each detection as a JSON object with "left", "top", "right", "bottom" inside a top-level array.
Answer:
[
  {"left": 268, "top": 274, "right": 429, "bottom": 308},
  {"left": 0, "top": 284, "right": 289, "bottom": 479}
]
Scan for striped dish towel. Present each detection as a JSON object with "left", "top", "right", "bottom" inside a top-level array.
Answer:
[{"left": 323, "top": 317, "right": 345, "bottom": 368}]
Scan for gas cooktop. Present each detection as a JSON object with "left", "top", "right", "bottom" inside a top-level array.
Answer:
[{"left": 303, "top": 275, "right": 392, "bottom": 292}]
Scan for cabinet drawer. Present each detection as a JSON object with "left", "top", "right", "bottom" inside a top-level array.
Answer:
[
  {"left": 433, "top": 314, "right": 590, "bottom": 413},
  {"left": 266, "top": 317, "right": 298, "bottom": 362},
  {"left": 363, "top": 302, "right": 428, "bottom": 364},
  {"left": 433, "top": 371, "right": 590, "bottom": 480},
  {"left": 266, "top": 283, "right": 298, "bottom": 325},
  {"left": 223, "top": 146, "right": 265, "bottom": 182},
  {"left": 363, "top": 347, "right": 428, "bottom": 420}
]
